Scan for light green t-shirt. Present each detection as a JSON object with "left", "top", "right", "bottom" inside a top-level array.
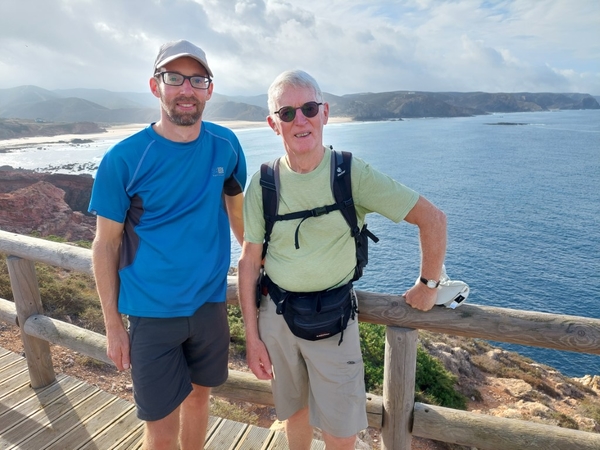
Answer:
[{"left": 244, "top": 146, "right": 419, "bottom": 292}]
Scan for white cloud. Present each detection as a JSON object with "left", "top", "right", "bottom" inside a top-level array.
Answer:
[{"left": 0, "top": 0, "right": 598, "bottom": 95}]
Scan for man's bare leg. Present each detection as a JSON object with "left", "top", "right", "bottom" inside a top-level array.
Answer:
[
  {"left": 143, "top": 406, "right": 181, "bottom": 450},
  {"left": 285, "top": 406, "right": 313, "bottom": 450},
  {"left": 179, "top": 384, "right": 211, "bottom": 450}
]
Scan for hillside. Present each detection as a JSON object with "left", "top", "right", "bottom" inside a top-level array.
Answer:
[
  {"left": 0, "top": 85, "right": 597, "bottom": 131},
  {"left": 0, "top": 118, "right": 105, "bottom": 140}
]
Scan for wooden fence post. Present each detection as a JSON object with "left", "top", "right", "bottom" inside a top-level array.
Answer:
[
  {"left": 381, "top": 326, "right": 418, "bottom": 450},
  {"left": 7, "top": 255, "right": 56, "bottom": 388}
]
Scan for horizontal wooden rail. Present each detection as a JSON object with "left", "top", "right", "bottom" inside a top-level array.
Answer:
[
  {"left": 2, "top": 230, "right": 600, "bottom": 449},
  {"left": 0, "top": 230, "right": 92, "bottom": 274},
  {"left": 355, "top": 290, "right": 600, "bottom": 355},
  {"left": 0, "top": 296, "right": 17, "bottom": 326},
  {"left": 3, "top": 229, "right": 599, "bottom": 356},
  {"left": 412, "top": 402, "right": 600, "bottom": 450},
  {"left": 0, "top": 298, "right": 383, "bottom": 428},
  {"left": 227, "top": 284, "right": 600, "bottom": 355}
]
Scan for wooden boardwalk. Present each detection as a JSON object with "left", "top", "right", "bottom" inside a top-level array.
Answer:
[{"left": 0, "top": 348, "right": 324, "bottom": 450}]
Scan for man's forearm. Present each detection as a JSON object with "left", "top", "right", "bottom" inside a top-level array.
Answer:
[
  {"left": 92, "top": 239, "right": 123, "bottom": 331},
  {"left": 237, "top": 248, "right": 262, "bottom": 342},
  {"left": 419, "top": 207, "right": 447, "bottom": 280}
]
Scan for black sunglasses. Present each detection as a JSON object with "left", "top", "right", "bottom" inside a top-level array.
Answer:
[{"left": 274, "top": 102, "right": 323, "bottom": 122}]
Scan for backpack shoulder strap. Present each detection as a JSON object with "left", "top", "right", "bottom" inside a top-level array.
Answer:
[
  {"left": 330, "top": 149, "right": 360, "bottom": 238},
  {"left": 260, "top": 157, "right": 281, "bottom": 259},
  {"left": 330, "top": 148, "right": 379, "bottom": 281}
]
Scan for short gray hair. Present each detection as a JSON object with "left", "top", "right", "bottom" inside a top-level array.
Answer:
[{"left": 267, "top": 70, "right": 323, "bottom": 114}]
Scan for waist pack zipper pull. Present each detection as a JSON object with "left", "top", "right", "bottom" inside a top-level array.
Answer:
[{"left": 337, "top": 312, "right": 344, "bottom": 346}]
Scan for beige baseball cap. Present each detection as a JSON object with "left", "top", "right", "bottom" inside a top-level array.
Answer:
[{"left": 153, "top": 40, "right": 213, "bottom": 78}]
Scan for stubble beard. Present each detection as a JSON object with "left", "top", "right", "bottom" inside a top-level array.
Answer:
[{"left": 162, "top": 95, "right": 206, "bottom": 127}]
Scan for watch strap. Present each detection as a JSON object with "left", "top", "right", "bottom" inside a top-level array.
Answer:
[{"left": 420, "top": 277, "right": 439, "bottom": 288}]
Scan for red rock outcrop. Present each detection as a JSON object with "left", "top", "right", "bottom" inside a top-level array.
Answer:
[
  {"left": 0, "top": 168, "right": 93, "bottom": 213},
  {"left": 0, "top": 168, "right": 95, "bottom": 241}
]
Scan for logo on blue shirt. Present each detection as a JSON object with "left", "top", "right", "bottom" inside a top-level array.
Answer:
[{"left": 212, "top": 167, "right": 225, "bottom": 177}]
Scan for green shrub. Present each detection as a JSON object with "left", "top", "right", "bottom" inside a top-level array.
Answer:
[
  {"left": 359, "top": 323, "right": 386, "bottom": 395},
  {"left": 0, "top": 255, "right": 12, "bottom": 300},
  {"left": 359, "top": 323, "right": 467, "bottom": 409},
  {"left": 546, "top": 411, "right": 579, "bottom": 429},
  {"left": 415, "top": 344, "right": 467, "bottom": 409},
  {"left": 35, "top": 263, "right": 104, "bottom": 331},
  {"left": 578, "top": 398, "right": 600, "bottom": 424},
  {"left": 227, "top": 304, "right": 247, "bottom": 355}
]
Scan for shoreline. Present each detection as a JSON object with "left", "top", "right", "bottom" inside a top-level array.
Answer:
[{"left": 0, "top": 117, "right": 354, "bottom": 151}]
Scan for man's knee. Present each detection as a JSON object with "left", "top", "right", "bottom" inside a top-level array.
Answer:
[
  {"left": 143, "top": 407, "right": 181, "bottom": 450},
  {"left": 322, "top": 431, "right": 357, "bottom": 450},
  {"left": 287, "top": 406, "right": 309, "bottom": 423},
  {"left": 182, "top": 384, "right": 211, "bottom": 408}
]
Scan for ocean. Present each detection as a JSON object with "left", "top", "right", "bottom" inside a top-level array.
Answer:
[{"left": 1, "top": 109, "right": 599, "bottom": 377}]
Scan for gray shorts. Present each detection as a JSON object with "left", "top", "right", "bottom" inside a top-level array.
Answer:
[
  {"left": 128, "top": 301, "right": 229, "bottom": 421},
  {"left": 258, "top": 294, "right": 368, "bottom": 437}
]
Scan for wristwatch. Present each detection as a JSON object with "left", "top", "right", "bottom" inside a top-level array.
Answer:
[{"left": 420, "top": 277, "right": 440, "bottom": 289}]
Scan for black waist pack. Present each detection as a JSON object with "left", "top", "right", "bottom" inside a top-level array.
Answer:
[{"left": 263, "top": 275, "right": 357, "bottom": 345}]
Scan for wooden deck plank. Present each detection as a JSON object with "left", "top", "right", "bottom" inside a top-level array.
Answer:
[
  {"left": 0, "top": 348, "right": 324, "bottom": 450},
  {"left": 0, "top": 358, "right": 27, "bottom": 378},
  {"left": 233, "top": 425, "right": 276, "bottom": 450},
  {"left": 0, "top": 369, "right": 31, "bottom": 401},
  {"left": 264, "top": 430, "right": 288, "bottom": 450},
  {"left": 310, "top": 439, "right": 326, "bottom": 449},
  {"left": 19, "top": 394, "right": 119, "bottom": 450},
  {"left": 76, "top": 405, "right": 141, "bottom": 450},
  {"left": 0, "top": 383, "right": 99, "bottom": 447},
  {"left": 0, "top": 374, "right": 68, "bottom": 418},
  {"left": 105, "top": 424, "right": 145, "bottom": 450},
  {"left": 0, "top": 375, "right": 81, "bottom": 434},
  {"left": 0, "top": 350, "right": 23, "bottom": 366},
  {"left": 205, "top": 415, "right": 223, "bottom": 441},
  {"left": 42, "top": 395, "right": 135, "bottom": 450},
  {"left": 205, "top": 418, "right": 248, "bottom": 449}
]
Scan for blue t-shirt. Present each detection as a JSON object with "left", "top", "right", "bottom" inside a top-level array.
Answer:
[{"left": 89, "top": 122, "right": 246, "bottom": 318}]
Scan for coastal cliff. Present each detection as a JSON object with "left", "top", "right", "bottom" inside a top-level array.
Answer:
[{"left": 0, "top": 167, "right": 95, "bottom": 241}]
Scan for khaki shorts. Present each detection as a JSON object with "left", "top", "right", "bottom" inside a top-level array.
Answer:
[{"left": 258, "top": 294, "right": 368, "bottom": 437}]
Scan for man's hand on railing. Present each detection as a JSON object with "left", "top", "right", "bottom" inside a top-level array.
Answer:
[{"left": 402, "top": 283, "right": 437, "bottom": 312}]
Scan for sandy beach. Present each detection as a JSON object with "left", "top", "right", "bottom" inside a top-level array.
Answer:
[{"left": 0, "top": 117, "right": 353, "bottom": 151}]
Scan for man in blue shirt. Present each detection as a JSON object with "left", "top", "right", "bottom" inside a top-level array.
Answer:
[{"left": 89, "top": 40, "right": 246, "bottom": 449}]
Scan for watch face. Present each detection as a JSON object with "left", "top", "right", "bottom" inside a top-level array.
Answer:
[{"left": 427, "top": 279, "right": 438, "bottom": 288}]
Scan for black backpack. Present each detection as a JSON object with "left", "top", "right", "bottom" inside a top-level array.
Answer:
[{"left": 259, "top": 147, "right": 379, "bottom": 282}]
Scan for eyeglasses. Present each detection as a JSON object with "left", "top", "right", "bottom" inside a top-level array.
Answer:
[
  {"left": 155, "top": 71, "right": 212, "bottom": 90},
  {"left": 274, "top": 102, "right": 323, "bottom": 122}
]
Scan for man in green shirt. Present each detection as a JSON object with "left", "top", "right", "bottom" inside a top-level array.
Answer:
[{"left": 238, "top": 70, "right": 447, "bottom": 450}]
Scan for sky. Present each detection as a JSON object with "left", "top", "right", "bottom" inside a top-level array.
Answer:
[{"left": 1, "top": 0, "right": 599, "bottom": 97}]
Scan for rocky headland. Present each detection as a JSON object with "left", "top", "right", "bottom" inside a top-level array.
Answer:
[{"left": 0, "top": 167, "right": 95, "bottom": 241}]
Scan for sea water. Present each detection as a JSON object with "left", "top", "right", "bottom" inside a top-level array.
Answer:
[{"left": 1, "top": 109, "right": 599, "bottom": 377}]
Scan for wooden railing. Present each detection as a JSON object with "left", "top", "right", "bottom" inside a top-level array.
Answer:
[{"left": 1, "top": 229, "right": 599, "bottom": 450}]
